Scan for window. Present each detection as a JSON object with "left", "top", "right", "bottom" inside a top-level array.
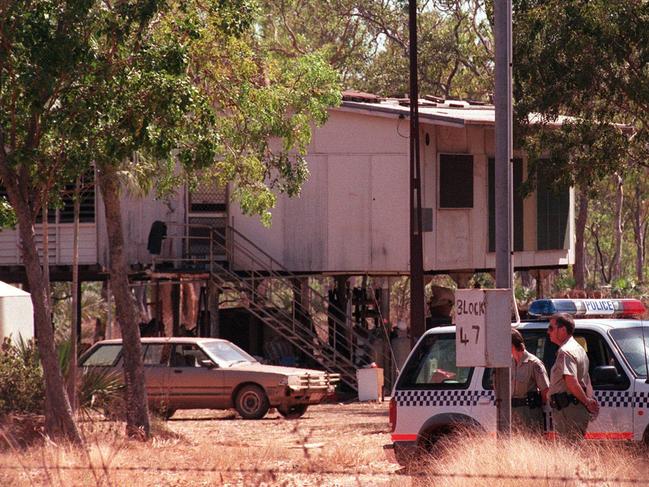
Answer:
[
  {"left": 143, "top": 344, "right": 172, "bottom": 366},
  {"left": 0, "top": 171, "right": 95, "bottom": 224},
  {"left": 81, "top": 345, "right": 121, "bottom": 367},
  {"left": 397, "top": 333, "right": 473, "bottom": 389},
  {"left": 59, "top": 181, "right": 96, "bottom": 223},
  {"left": 488, "top": 158, "right": 524, "bottom": 252},
  {"left": 610, "top": 327, "right": 649, "bottom": 377},
  {"left": 439, "top": 154, "right": 473, "bottom": 208},
  {"left": 170, "top": 344, "right": 209, "bottom": 367},
  {"left": 482, "top": 331, "right": 547, "bottom": 390},
  {"left": 542, "top": 331, "right": 629, "bottom": 391},
  {"left": 536, "top": 171, "right": 569, "bottom": 250}
]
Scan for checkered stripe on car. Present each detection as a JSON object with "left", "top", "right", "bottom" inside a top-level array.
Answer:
[
  {"left": 633, "top": 391, "right": 649, "bottom": 409},
  {"left": 395, "top": 390, "right": 495, "bottom": 407},
  {"left": 594, "top": 390, "right": 633, "bottom": 408}
]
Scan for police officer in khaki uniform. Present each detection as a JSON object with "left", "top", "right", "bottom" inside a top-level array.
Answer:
[
  {"left": 547, "top": 313, "right": 599, "bottom": 440},
  {"left": 511, "top": 329, "right": 549, "bottom": 432}
]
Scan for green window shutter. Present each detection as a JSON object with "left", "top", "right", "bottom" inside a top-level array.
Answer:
[
  {"left": 440, "top": 154, "right": 473, "bottom": 208},
  {"left": 536, "top": 173, "right": 569, "bottom": 250}
]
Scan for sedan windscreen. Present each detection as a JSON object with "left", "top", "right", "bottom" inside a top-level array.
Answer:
[{"left": 201, "top": 341, "right": 257, "bottom": 367}]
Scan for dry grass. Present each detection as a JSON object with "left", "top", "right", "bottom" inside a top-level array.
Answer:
[
  {"left": 0, "top": 402, "right": 399, "bottom": 486},
  {"left": 419, "top": 432, "right": 649, "bottom": 487},
  {"left": 3, "top": 404, "right": 648, "bottom": 486}
]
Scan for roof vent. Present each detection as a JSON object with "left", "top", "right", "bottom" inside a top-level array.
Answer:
[
  {"left": 341, "top": 90, "right": 383, "bottom": 103},
  {"left": 424, "top": 95, "right": 445, "bottom": 104}
]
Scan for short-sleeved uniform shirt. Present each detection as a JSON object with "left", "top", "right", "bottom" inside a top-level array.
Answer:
[
  {"left": 549, "top": 336, "right": 592, "bottom": 396},
  {"left": 511, "top": 350, "right": 550, "bottom": 399}
]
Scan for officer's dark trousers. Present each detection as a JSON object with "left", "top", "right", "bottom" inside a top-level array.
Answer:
[
  {"left": 553, "top": 403, "right": 590, "bottom": 441},
  {"left": 512, "top": 406, "right": 543, "bottom": 434}
]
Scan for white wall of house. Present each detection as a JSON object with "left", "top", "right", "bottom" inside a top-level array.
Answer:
[
  {"left": 0, "top": 223, "right": 98, "bottom": 266},
  {"left": 0, "top": 105, "right": 574, "bottom": 275},
  {"left": 231, "top": 110, "right": 410, "bottom": 273},
  {"left": 231, "top": 107, "right": 574, "bottom": 274},
  {"left": 96, "top": 185, "right": 187, "bottom": 268}
]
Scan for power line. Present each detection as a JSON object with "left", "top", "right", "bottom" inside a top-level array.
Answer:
[{"left": 0, "top": 464, "right": 648, "bottom": 483}]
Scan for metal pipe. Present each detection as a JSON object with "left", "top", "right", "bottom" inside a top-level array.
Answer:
[
  {"left": 494, "top": 0, "right": 513, "bottom": 437},
  {"left": 409, "top": 0, "right": 425, "bottom": 346}
]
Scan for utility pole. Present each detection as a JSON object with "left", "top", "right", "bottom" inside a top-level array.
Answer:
[
  {"left": 409, "top": 0, "right": 425, "bottom": 347},
  {"left": 494, "top": 0, "right": 513, "bottom": 436}
]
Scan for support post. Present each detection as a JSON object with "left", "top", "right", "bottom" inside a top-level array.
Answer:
[
  {"left": 409, "top": 0, "right": 425, "bottom": 347},
  {"left": 208, "top": 281, "right": 220, "bottom": 338},
  {"left": 495, "top": 0, "right": 513, "bottom": 437}
]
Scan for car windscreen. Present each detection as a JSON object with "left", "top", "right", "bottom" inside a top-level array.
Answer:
[
  {"left": 609, "top": 327, "right": 649, "bottom": 377},
  {"left": 200, "top": 341, "right": 257, "bottom": 367},
  {"left": 396, "top": 333, "right": 472, "bottom": 389}
]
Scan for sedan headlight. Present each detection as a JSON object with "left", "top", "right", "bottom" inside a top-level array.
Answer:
[{"left": 279, "top": 375, "right": 302, "bottom": 387}]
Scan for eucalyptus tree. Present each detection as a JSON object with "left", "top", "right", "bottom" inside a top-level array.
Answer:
[
  {"left": 512, "top": 0, "right": 649, "bottom": 288},
  {"left": 0, "top": 0, "right": 340, "bottom": 441},
  {"left": 259, "top": 0, "right": 493, "bottom": 99},
  {"left": 0, "top": 0, "right": 100, "bottom": 443}
]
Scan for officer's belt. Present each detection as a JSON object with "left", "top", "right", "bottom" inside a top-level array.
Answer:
[{"left": 511, "top": 397, "right": 529, "bottom": 407}]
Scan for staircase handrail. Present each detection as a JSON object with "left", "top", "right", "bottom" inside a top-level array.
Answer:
[{"left": 151, "top": 225, "right": 360, "bottom": 371}]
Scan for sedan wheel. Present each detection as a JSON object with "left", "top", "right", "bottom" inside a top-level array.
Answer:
[
  {"left": 235, "top": 384, "right": 270, "bottom": 419},
  {"left": 277, "top": 404, "right": 308, "bottom": 419}
]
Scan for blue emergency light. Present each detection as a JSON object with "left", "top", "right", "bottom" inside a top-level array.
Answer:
[{"left": 528, "top": 298, "right": 646, "bottom": 319}]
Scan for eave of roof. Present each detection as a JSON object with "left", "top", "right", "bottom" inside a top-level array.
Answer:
[
  {"left": 339, "top": 100, "right": 496, "bottom": 128},
  {"left": 338, "top": 98, "right": 633, "bottom": 133}
]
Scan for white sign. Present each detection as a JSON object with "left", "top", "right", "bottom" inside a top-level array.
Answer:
[{"left": 455, "top": 289, "right": 511, "bottom": 367}]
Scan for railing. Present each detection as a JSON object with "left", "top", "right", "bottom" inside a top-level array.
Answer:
[{"left": 151, "top": 222, "right": 392, "bottom": 390}]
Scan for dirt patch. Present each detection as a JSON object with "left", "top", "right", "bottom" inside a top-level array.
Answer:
[{"left": 0, "top": 401, "right": 403, "bottom": 486}]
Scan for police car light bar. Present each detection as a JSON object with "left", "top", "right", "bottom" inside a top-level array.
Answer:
[{"left": 528, "top": 298, "right": 646, "bottom": 319}]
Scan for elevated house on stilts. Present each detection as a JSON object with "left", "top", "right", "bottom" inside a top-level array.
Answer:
[{"left": 0, "top": 91, "right": 574, "bottom": 391}]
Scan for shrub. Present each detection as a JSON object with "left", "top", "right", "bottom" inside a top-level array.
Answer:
[{"left": 0, "top": 338, "right": 44, "bottom": 415}]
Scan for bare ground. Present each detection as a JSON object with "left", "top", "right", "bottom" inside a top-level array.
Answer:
[{"left": 0, "top": 401, "right": 405, "bottom": 486}]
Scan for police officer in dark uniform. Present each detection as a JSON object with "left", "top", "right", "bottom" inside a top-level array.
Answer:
[{"left": 511, "top": 329, "right": 549, "bottom": 432}]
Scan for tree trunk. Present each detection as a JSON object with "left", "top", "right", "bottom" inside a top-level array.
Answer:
[
  {"left": 68, "top": 177, "right": 81, "bottom": 412},
  {"left": 98, "top": 168, "right": 150, "bottom": 439},
  {"left": 633, "top": 181, "right": 645, "bottom": 283},
  {"left": 611, "top": 173, "right": 624, "bottom": 282},
  {"left": 574, "top": 189, "right": 589, "bottom": 289},
  {"left": 13, "top": 200, "right": 81, "bottom": 443}
]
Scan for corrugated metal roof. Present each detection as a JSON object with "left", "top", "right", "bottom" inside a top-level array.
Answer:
[
  {"left": 338, "top": 95, "right": 632, "bottom": 132},
  {"left": 339, "top": 98, "right": 496, "bottom": 127}
]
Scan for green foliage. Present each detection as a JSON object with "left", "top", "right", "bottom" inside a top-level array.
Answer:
[
  {"left": 551, "top": 269, "right": 576, "bottom": 295},
  {"left": 0, "top": 338, "right": 44, "bottom": 416},
  {"left": 0, "top": 336, "right": 123, "bottom": 416},
  {"left": 51, "top": 282, "right": 109, "bottom": 342},
  {"left": 513, "top": 1, "right": 649, "bottom": 191},
  {"left": 258, "top": 0, "right": 493, "bottom": 100},
  {"left": 0, "top": 197, "right": 17, "bottom": 229}
]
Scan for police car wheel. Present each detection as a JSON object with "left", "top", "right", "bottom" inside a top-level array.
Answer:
[
  {"left": 421, "top": 425, "right": 462, "bottom": 453},
  {"left": 235, "top": 384, "right": 270, "bottom": 420}
]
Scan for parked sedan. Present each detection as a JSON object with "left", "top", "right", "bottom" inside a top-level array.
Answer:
[{"left": 79, "top": 337, "right": 339, "bottom": 419}]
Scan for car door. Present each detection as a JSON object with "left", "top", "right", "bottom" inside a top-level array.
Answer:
[
  {"left": 578, "top": 330, "right": 633, "bottom": 439},
  {"left": 167, "top": 343, "right": 223, "bottom": 409},
  {"left": 142, "top": 343, "right": 173, "bottom": 409},
  {"left": 542, "top": 330, "right": 633, "bottom": 439}
]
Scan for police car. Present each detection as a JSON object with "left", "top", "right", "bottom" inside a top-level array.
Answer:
[{"left": 386, "top": 298, "right": 649, "bottom": 465}]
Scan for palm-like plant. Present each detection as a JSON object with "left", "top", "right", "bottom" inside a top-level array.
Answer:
[{"left": 57, "top": 339, "right": 125, "bottom": 415}]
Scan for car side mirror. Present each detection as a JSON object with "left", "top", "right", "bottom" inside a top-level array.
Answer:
[
  {"left": 200, "top": 359, "right": 217, "bottom": 369},
  {"left": 592, "top": 365, "right": 621, "bottom": 385}
]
